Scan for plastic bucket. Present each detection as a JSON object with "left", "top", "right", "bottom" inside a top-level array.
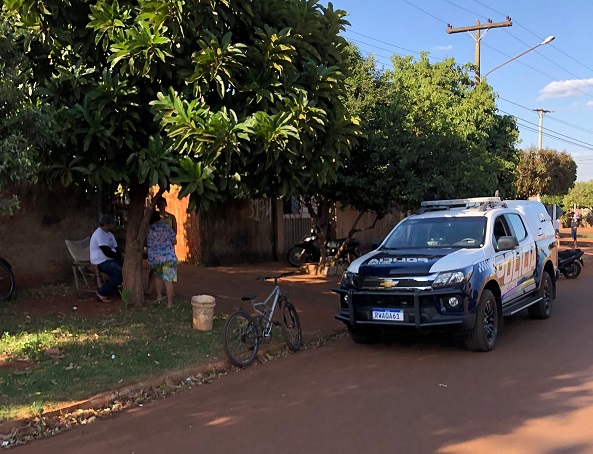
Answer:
[{"left": 191, "top": 295, "right": 216, "bottom": 331}]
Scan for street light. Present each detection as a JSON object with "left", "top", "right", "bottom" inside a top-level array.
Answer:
[{"left": 482, "top": 36, "right": 555, "bottom": 81}]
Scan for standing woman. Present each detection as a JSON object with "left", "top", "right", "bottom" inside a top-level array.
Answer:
[
  {"left": 571, "top": 215, "right": 579, "bottom": 249},
  {"left": 146, "top": 210, "right": 178, "bottom": 307}
]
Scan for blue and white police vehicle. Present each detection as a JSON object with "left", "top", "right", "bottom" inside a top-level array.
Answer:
[{"left": 334, "top": 197, "right": 558, "bottom": 351}]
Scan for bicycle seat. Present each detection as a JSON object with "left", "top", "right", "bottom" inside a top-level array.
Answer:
[{"left": 241, "top": 293, "right": 256, "bottom": 301}]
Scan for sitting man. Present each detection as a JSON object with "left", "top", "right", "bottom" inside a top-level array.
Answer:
[{"left": 90, "top": 214, "right": 123, "bottom": 303}]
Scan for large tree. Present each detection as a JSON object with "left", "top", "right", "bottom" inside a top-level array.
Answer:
[
  {"left": 563, "top": 180, "right": 593, "bottom": 210},
  {"left": 515, "top": 146, "right": 577, "bottom": 198},
  {"left": 327, "top": 50, "right": 520, "bottom": 244},
  {"left": 3, "top": 0, "right": 359, "bottom": 305}
]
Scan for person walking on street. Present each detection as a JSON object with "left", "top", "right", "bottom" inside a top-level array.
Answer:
[
  {"left": 146, "top": 210, "right": 178, "bottom": 308},
  {"left": 90, "top": 214, "right": 123, "bottom": 303},
  {"left": 571, "top": 215, "right": 579, "bottom": 249}
]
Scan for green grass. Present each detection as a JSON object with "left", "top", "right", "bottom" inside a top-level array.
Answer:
[{"left": 0, "top": 301, "right": 227, "bottom": 422}]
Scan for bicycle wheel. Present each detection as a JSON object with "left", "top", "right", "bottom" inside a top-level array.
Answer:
[
  {"left": 0, "top": 260, "right": 14, "bottom": 301},
  {"left": 223, "top": 311, "right": 260, "bottom": 367},
  {"left": 280, "top": 298, "right": 302, "bottom": 352}
]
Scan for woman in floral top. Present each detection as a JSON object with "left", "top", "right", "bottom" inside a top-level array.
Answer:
[{"left": 147, "top": 210, "right": 178, "bottom": 307}]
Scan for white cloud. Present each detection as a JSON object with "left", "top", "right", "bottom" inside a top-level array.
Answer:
[
  {"left": 587, "top": 101, "right": 593, "bottom": 107},
  {"left": 538, "top": 78, "right": 593, "bottom": 100},
  {"left": 432, "top": 45, "right": 453, "bottom": 51}
]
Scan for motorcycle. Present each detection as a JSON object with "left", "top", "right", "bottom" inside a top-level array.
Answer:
[
  {"left": 287, "top": 228, "right": 360, "bottom": 267},
  {"left": 558, "top": 249, "right": 584, "bottom": 279},
  {"left": 0, "top": 256, "right": 15, "bottom": 300}
]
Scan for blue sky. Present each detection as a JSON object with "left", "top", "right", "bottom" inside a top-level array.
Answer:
[{"left": 327, "top": 0, "right": 593, "bottom": 181}]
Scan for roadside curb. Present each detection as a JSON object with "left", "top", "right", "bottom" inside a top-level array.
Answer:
[{"left": 0, "top": 329, "right": 346, "bottom": 446}]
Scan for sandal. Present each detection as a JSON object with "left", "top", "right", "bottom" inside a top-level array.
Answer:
[{"left": 96, "top": 291, "right": 112, "bottom": 303}]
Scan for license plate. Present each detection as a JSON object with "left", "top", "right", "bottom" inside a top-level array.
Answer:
[{"left": 372, "top": 309, "right": 404, "bottom": 321}]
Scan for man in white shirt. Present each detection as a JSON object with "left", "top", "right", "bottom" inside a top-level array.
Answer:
[{"left": 90, "top": 214, "right": 123, "bottom": 303}]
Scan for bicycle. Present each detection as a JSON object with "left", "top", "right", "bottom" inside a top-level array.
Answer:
[
  {"left": 0, "top": 256, "right": 15, "bottom": 301},
  {"left": 223, "top": 272, "right": 302, "bottom": 368}
]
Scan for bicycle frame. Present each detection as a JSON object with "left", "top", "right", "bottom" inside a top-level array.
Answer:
[{"left": 252, "top": 284, "right": 281, "bottom": 338}]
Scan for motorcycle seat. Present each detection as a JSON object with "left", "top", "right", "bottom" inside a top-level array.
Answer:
[{"left": 241, "top": 293, "right": 256, "bottom": 301}]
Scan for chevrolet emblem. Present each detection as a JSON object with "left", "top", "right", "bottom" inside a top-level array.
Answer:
[{"left": 379, "top": 280, "right": 398, "bottom": 288}]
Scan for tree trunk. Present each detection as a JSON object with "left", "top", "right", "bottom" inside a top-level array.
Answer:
[
  {"left": 329, "top": 211, "right": 381, "bottom": 266},
  {"left": 303, "top": 196, "right": 332, "bottom": 266},
  {"left": 122, "top": 181, "right": 153, "bottom": 308}
]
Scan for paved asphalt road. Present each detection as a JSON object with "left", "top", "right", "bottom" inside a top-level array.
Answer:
[{"left": 14, "top": 254, "right": 593, "bottom": 454}]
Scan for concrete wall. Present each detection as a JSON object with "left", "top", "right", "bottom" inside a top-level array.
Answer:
[{"left": 0, "top": 187, "right": 99, "bottom": 286}]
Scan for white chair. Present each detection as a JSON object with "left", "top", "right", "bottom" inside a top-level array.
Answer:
[{"left": 65, "top": 237, "right": 103, "bottom": 296}]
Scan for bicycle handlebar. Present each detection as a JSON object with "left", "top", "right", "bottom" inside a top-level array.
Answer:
[{"left": 256, "top": 271, "right": 297, "bottom": 282}]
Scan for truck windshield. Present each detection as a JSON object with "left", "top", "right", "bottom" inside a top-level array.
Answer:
[{"left": 382, "top": 217, "right": 487, "bottom": 249}]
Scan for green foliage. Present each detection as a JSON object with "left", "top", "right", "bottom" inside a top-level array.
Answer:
[
  {"left": 328, "top": 48, "right": 520, "bottom": 217},
  {"left": 515, "top": 146, "right": 577, "bottom": 198},
  {"left": 3, "top": 0, "right": 359, "bottom": 213},
  {"left": 0, "top": 18, "right": 55, "bottom": 215},
  {"left": 563, "top": 180, "right": 593, "bottom": 209},
  {"left": 540, "top": 194, "right": 565, "bottom": 209}
]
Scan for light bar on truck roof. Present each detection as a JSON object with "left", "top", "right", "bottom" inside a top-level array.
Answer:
[{"left": 420, "top": 197, "right": 502, "bottom": 208}]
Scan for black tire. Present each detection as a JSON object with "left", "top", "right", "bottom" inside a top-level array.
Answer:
[
  {"left": 0, "top": 260, "right": 14, "bottom": 301},
  {"left": 529, "top": 271, "right": 553, "bottom": 319},
  {"left": 562, "top": 261, "right": 582, "bottom": 279},
  {"left": 287, "top": 246, "right": 310, "bottom": 267},
  {"left": 223, "top": 311, "right": 260, "bottom": 367},
  {"left": 280, "top": 298, "right": 302, "bottom": 352},
  {"left": 465, "top": 289, "right": 499, "bottom": 352},
  {"left": 348, "top": 325, "right": 380, "bottom": 344}
]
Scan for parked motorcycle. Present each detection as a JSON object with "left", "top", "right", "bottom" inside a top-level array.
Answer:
[
  {"left": 558, "top": 249, "right": 584, "bottom": 279},
  {"left": 287, "top": 228, "right": 360, "bottom": 267},
  {"left": 0, "top": 256, "right": 15, "bottom": 300}
]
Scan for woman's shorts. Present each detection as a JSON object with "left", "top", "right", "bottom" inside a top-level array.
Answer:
[{"left": 151, "top": 261, "right": 178, "bottom": 282}]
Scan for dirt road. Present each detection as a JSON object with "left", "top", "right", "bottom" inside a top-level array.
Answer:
[{"left": 12, "top": 250, "right": 593, "bottom": 453}]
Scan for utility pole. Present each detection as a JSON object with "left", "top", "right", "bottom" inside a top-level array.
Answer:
[
  {"left": 533, "top": 108, "right": 552, "bottom": 150},
  {"left": 446, "top": 18, "right": 513, "bottom": 84}
]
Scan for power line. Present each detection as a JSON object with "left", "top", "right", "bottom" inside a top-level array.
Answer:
[
  {"left": 498, "top": 97, "right": 593, "bottom": 136},
  {"left": 444, "top": 0, "right": 489, "bottom": 20},
  {"left": 445, "top": 0, "right": 593, "bottom": 94},
  {"left": 500, "top": 110, "right": 593, "bottom": 149},
  {"left": 514, "top": 120, "right": 593, "bottom": 152},
  {"left": 482, "top": 42, "right": 593, "bottom": 100},
  {"left": 470, "top": 0, "right": 593, "bottom": 75},
  {"left": 346, "top": 30, "right": 426, "bottom": 57},
  {"left": 401, "top": 0, "right": 448, "bottom": 25}
]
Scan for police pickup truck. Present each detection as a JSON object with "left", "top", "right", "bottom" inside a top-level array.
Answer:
[{"left": 334, "top": 197, "right": 558, "bottom": 351}]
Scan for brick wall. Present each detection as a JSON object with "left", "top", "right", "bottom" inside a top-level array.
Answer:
[{"left": 0, "top": 187, "right": 99, "bottom": 287}]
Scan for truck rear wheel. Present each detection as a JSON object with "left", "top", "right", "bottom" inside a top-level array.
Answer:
[
  {"left": 465, "top": 289, "right": 498, "bottom": 352},
  {"left": 528, "top": 271, "right": 553, "bottom": 319}
]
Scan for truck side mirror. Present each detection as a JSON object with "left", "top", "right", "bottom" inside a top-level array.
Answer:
[
  {"left": 497, "top": 236, "right": 519, "bottom": 251},
  {"left": 371, "top": 241, "right": 380, "bottom": 250}
]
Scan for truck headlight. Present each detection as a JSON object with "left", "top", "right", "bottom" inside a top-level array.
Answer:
[
  {"left": 341, "top": 271, "right": 358, "bottom": 288},
  {"left": 433, "top": 267, "right": 473, "bottom": 288}
]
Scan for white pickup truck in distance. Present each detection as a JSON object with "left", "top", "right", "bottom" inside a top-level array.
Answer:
[{"left": 334, "top": 197, "right": 558, "bottom": 351}]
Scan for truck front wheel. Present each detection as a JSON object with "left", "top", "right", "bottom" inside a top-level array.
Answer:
[{"left": 465, "top": 289, "right": 499, "bottom": 352}]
